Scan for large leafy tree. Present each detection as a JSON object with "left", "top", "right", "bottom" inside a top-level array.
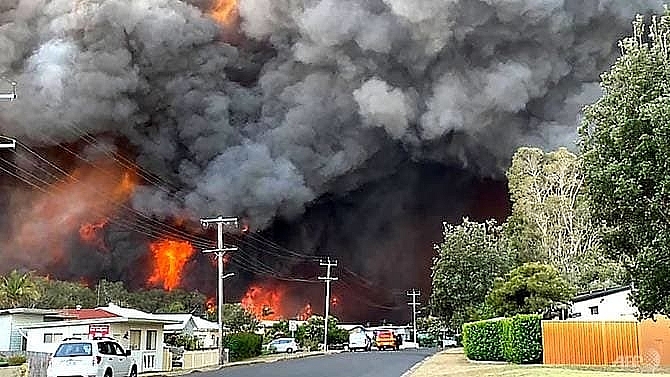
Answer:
[
  {"left": 486, "top": 262, "right": 575, "bottom": 317},
  {"left": 0, "top": 270, "right": 41, "bottom": 308},
  {"left": 506, "top": 147, "right": 623, "bottom": 289},
  {"left": 579, "top": 10, "right": 670, "bottom": 317},
  {"left": 220, "top": 303, "right": 260, "bottom": 333},
  {"left": 430, "top": 218, "right": 513, "bottom": 330},
  {"left": 34, "top": 278, "right": 96, "bottom": 309}
]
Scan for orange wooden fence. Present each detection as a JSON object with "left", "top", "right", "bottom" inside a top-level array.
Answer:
[{"left": 542, "top": 317, "right": 670, "bottom": 367}]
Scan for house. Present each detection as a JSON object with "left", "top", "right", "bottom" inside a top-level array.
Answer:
[
  {"left": 152, "top": 314, "right": 219, "bottom": 349},
  {"left": 0, "top": 308, "right": 58, "bottom": 352},
  {"left": 20, "top": 303, "right": 178, "bottom": 373},
  {"left": 570, "top": 286, "right": 637, "bottom": 320}
]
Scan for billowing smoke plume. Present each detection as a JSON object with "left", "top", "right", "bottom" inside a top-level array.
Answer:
[{"left": 0, "top": 0, "right": 663, "bottom": 320}]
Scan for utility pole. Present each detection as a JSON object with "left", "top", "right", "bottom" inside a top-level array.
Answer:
[
  {"left": 0, "top": 77, "right": 16, "bottom": 102},
  {"left": 318, "top": 257, "right": 338, "bottom": 352},
  {"left": 1, "top": 78, "right": 17, "bottom": 150},
  {"left": 201, "top": 216, "right": 238, "bottom": 365},
  {"left": 407, "top": 289, "right": 420, "bottom": 345}
]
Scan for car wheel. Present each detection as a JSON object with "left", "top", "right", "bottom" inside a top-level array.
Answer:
[
  {"left": 286, "top": 348, "right": 293, "bottom": 354},
  {"left": 129, "top": 366, "right": 137, "bottom": 377},
  {"left": 105, "top": 368, "right": 112, "bottom": 377}
]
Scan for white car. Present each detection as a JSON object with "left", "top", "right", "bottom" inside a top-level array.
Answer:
[
  {"left": 47, "top": 337, "right": 138, "bottom": 377},
  {"left": 266, "top": 338, "right": 299, "bottom": 353},
  {"left": 348, "top": 331, "right": 371, "bottom": 352}
]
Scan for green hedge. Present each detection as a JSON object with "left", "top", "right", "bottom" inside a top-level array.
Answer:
[
  {"left": 223, "top": 333, "right": 263, "bottom": 361},
  {"left": 462, "top": 318, "right": 505, "bottom": 361},
  {"left": 463, "top": 314, "right": 542, "bottom": 364},
  {"left": 504, "top": 314, "right": 542, "bottom": 363}
]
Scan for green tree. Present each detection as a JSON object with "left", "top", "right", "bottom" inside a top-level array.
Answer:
[
  {"left": 0, "top": 270, "right": 41, "bottom": 308},
  {"left": 34, "top": 278, "right": 96, "bottom": 309},
  {"left": 506, "top": 146, "right": 623, "bottom": 289},
  {"left": 221, "top": 303, "right": 260, "bottom": 333},
  {"left": 430, "top": 218, "right": 513, "bottom": 330},
  {"left": 486, "top": 263, "right": 575, "bottom": 317},
  {"left": 295, "top": 316, "right": 346, "bottom": 351},
  {"left": 579, "top": 10, "right": 670, "bottom": 317}
]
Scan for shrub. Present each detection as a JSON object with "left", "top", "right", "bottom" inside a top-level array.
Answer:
[
  {"left": 462, "top": 318, "right": 505, "bottom": 361},
  {"left": 7, "top": 355, "right": 26, "bottom": 366},
  {"left": 223, "top": 333, "right": 263, "bottom": 361},
  {"left": 463, "top": 314, "right": 542, "bottom": 364},
  {"left": 505, "top": 314, "right": 542, "bottom": 364}
]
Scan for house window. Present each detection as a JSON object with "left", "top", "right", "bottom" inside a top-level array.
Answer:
[
  {"left": 589, "top": 306, "right": 599, "bottom": 315},
  {"left": 146, "top": 330, "right": 157, "bottom": 350},
  {"left": 129, "top": 330, "right": 142, "bottom": 350},
  {"left": 44, "top": 333, "right": 63, "bottom": 343}
]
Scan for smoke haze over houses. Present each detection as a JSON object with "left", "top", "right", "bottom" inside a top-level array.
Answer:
[{"left": 0, "top": 0, "right": 663, "bottom": 321}]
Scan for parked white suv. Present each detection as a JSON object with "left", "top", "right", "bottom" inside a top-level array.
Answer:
[
  {"left": 47, "top": 337, "right": 138, "bottom": 377},
  {"left": 265, "top": 338, "right": 299, "bottom": 353}
]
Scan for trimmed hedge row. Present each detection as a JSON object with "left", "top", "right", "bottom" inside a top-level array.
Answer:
[
  {"left": 222, "top": 332, "right": 263, "bottom": 361},
  {"left": 463, "top": 314, "right": 542, "bottom": 364}
]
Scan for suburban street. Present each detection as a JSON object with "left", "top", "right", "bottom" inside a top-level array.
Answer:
[{"left": 198, "top": 349, "right": 436, "bottom": 377}]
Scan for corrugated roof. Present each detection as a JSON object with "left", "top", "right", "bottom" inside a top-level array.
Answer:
[{"left": 59, "top": 308, "right": 119, "bottom": 320}]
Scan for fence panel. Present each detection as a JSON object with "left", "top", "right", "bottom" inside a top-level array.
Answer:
[
  {"left": 542, "top": 321, "right": 639, "bottom": 365},
  {"left": 27, "top": 351, "right": 50, "bottom": 377}
]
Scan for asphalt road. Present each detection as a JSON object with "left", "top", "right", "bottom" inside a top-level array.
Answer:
[{"left": 198, "top": 349, "right": 436, "bottom": 377}]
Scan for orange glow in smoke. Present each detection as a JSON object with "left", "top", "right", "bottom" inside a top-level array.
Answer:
[
  {"left": 211, "top": 0, "right": 238, "bottom": 26},
  {"left": 297, "top": 303, "right": 312, "bottom": 321},
  {"left": 241, "top": 285, "right": 284, "bottom": 320},
  {"left": 9, "top": 162, "right": 137, "bottom": 265},
  {"left": 147, "top": 240, "right": 195, "bottom": 291}
]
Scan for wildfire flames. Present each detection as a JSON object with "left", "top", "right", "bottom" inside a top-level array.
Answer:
[
  {"left": 79, "top": 219, "right": 109, "bottom": 251},
  {"left": 241, "top": 284, "right": 319, "bottom": 321},
  {"left": 206, "top": 297, "right": 216, "bottom": 314},
  {"left": 8, "top": 162, "right": 137, "bottom": 265},
  {"left": 147, "top": 239, "right": 195, "bottom": 291},
  {"left": 297, "top": 303, "right": 312, "bottom": 321},
  {"left": 210, "top": 0, "right": 238, "bottom": 26},
  {"left": 242, "top": 284, "right": 283, "bottom": 320}
]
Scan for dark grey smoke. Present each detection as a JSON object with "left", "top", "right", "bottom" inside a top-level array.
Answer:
[{"left": 0, "top": 0, "right": 663, "bottom": 319}]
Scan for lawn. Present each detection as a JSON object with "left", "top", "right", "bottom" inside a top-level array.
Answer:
[{"left": 410, "top": 350, "right": 670, "bottom": 377}]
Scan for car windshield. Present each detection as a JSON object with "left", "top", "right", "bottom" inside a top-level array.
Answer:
[{"left": 54, "top": 343, "right": 93, "bottom": 357}]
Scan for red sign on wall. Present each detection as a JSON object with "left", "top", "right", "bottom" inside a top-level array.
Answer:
[{"left": 89, "top": 324, "right": 110, "bottom": 338}]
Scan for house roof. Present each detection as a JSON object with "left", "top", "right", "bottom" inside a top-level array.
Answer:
[
  {"left": 58, "top": 308, "right": 119, "bottom": 320},
  {"left": 152, "top": 314, "right": 192, "bottom": 331},
  {"left": 152, "top": 314, "right": 219, "bottom": 332},
  {"left": 99, "top": 303, "right": 179, "bottom": 324},
  {"left": 192, "top": 316, "right": 218, "bottom": 331},
  {"left": 573, "top": 286, "right": 631, "bottom": 303},
  {"left": 0, "top": 308, "right": 58, "bottom": 315}
]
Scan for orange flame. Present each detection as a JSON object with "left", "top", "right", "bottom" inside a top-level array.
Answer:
[
  {"left": 206, "top": 297, "right": 216, "bottom": 314},
  {"left": 297, "top": 303, "right": 312, "bottom": 320},
  {"left": 241, "top": 284, "right": 284, "bottom": 320},
  {"left": 211, "top": 0, "right": 238, "bottom": 26},
  {"left": 147, "top": 240, "right": 195, "bottom": 291},
  {"left": 9, "top": 162, "right": 137, "bottom": 265},
  {"left": 79, "top": 219, "right": 109, "bottom": 251}
]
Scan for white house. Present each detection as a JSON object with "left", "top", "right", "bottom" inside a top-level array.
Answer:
[
  {"left": 0, "top": 308, "right": 58, "bottom": 352},
  {"left": 20, "top": 304, "right": 178, "bottom": 373},
  {"left": 152, "top": 314, "right": 219, "bottom": 349},
  {"left": 570, "top": 286, "right": 637, "bottom": 320}
]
